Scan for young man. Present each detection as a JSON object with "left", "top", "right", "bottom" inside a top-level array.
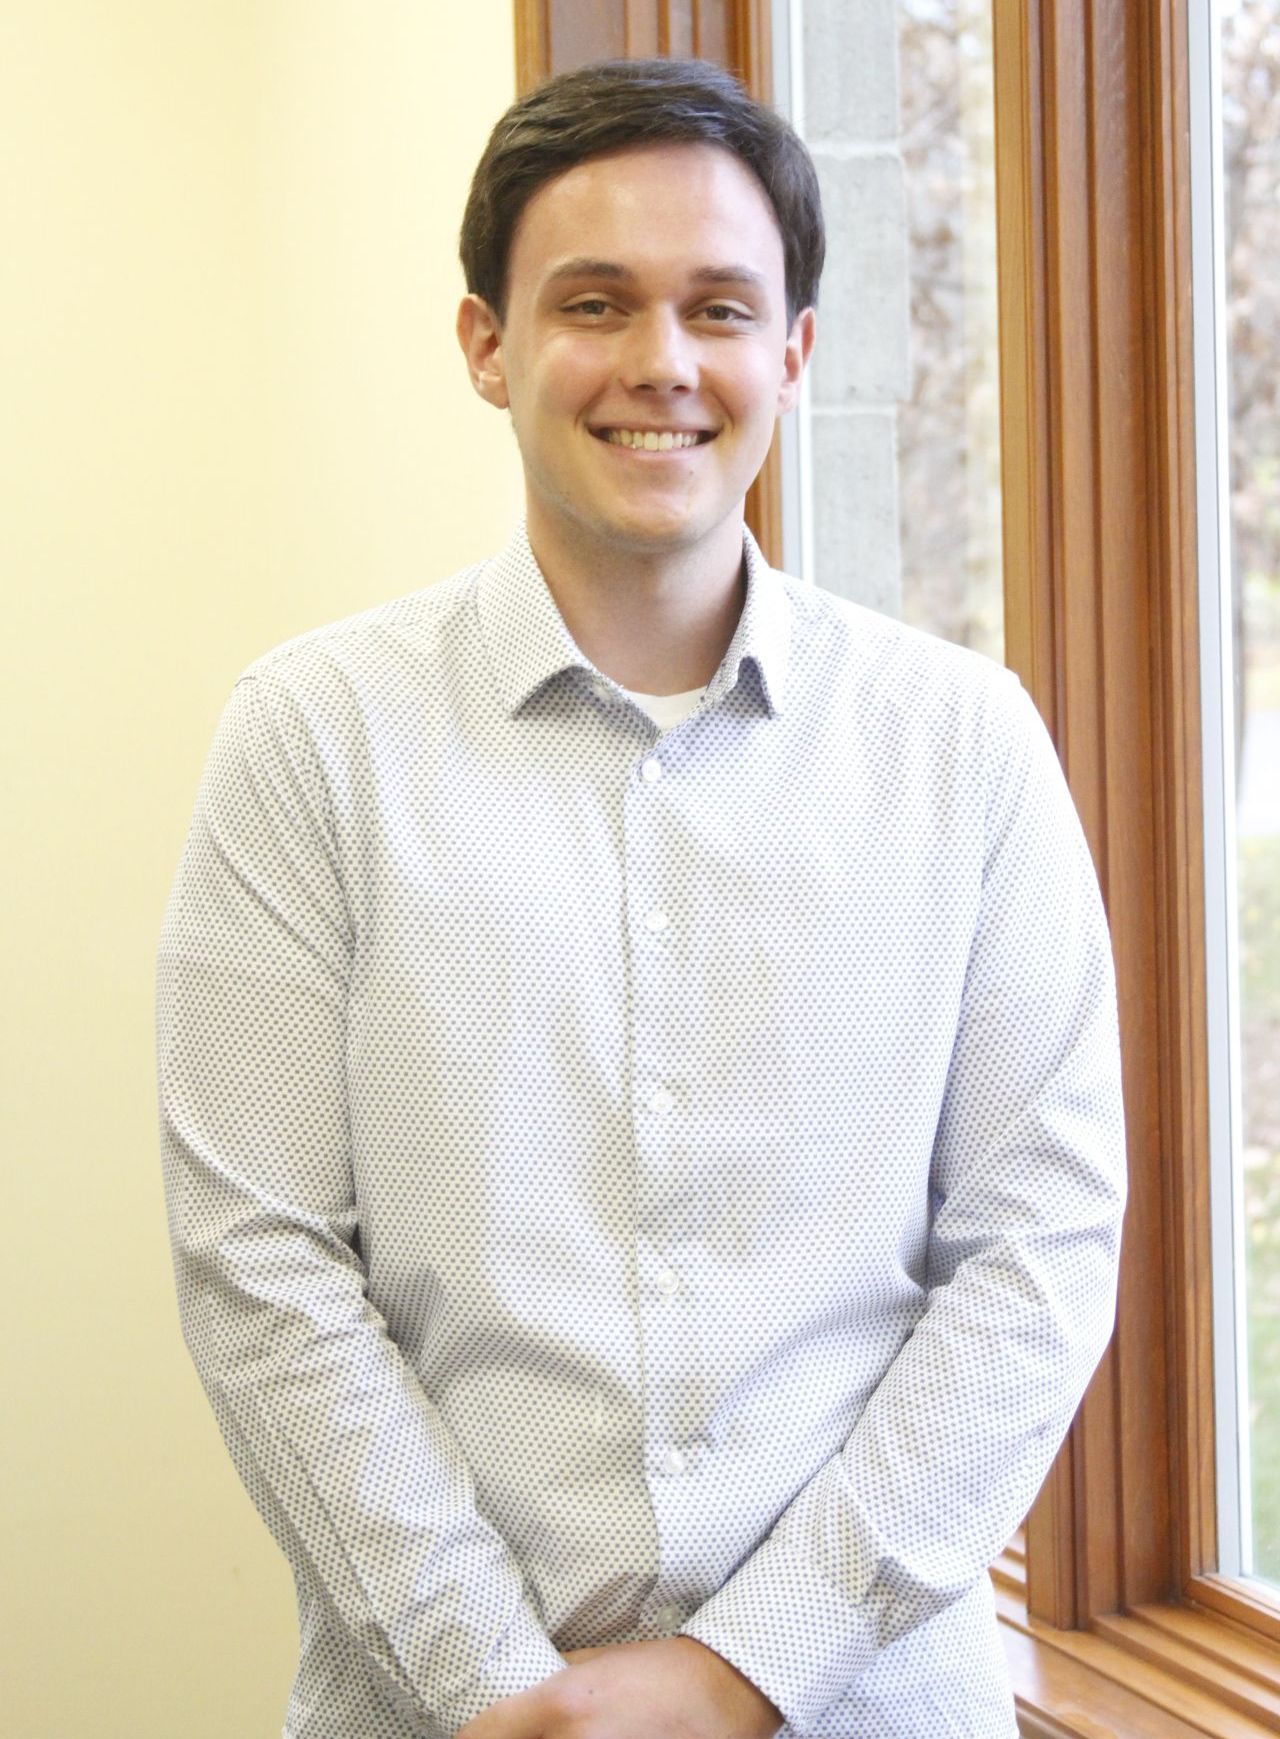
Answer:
[{"left": 157, "top": 58, "right": 1125, "bottom": 1739}]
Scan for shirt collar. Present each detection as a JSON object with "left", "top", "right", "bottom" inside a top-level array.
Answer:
[{"left": 476, "top": 519, "right": 792, "bottom": 720}]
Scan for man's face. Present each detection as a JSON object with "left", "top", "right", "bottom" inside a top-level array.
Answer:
[{"left": 458, "top": 141, "right": 815, "bottom": 562}]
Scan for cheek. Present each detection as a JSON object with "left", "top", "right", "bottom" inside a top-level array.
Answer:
[
  {"left": 718, "top": 347, "right": 790, "bottom": 419},
  {"left": 537, "top": 337, "right": 608, "bottom": 413}
]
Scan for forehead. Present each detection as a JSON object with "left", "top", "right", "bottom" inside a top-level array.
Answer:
[{"left": 507, "top": 141, "right": 786, "bottom": 294}]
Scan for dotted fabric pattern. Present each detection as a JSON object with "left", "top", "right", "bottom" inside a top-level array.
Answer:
[{"left": 156, "top": 521, "right": 1126, "bottom": 1739}]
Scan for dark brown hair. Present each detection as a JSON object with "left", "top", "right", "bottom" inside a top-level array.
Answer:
[{"left": 459, "top": 58, "right": 825, "bottom": 328}]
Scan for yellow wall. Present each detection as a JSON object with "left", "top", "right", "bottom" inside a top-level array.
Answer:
[{"left": 2, "top": 7, "right": 520, "bottom": 1733}]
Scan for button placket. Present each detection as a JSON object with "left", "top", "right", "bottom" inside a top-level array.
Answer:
[{"left": 625, "top": 734, "right": 701, "bottom": 1578}]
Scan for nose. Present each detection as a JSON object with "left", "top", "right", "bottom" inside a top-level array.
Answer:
[{"left": 618, "top": 307, "right": 698, "bottom": 394}]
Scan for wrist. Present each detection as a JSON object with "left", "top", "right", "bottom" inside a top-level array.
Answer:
[{"left": 673, "top": 1636, "right": 783, "bottom": 1737}]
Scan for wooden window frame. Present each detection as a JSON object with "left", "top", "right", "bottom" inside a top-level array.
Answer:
[
  {"left": 992, "top": 0, "right": 1280, "bottom": 1722},
  {"left": 514, "top": 1, "right": 1280, "bottom": 1729}
]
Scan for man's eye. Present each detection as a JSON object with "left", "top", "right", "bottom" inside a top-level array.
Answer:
[
  {"left": 701, "top": 304, "right": 747, "bottom": 322},
  {"left": 566, "top": 299, "right": 612, "bottom": 316}
]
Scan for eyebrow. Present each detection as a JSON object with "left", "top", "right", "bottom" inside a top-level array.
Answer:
[{"left": 543, "top": 258, "right": 770, "bottom": 292}]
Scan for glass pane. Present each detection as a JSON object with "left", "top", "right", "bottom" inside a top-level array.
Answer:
[
  {"left": 794, "top": 0, "right": 1003, "bottom": 658},
  {"left": 897, "top": 0, "right": 1003, "bottom": 656},
  {"left": 1221, "top": 0, "right": 1280, "bottom": 1589}
]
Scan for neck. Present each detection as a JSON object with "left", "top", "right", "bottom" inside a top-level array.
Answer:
[{"left": 525, "top": 504, "right": 748, "bottom": 695}]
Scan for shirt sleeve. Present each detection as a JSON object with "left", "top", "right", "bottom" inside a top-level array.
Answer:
[
  {"left": 680, "top": 669, "right": 1128, "bottom": 1734},
  {"left": 156, "top": 671, "right": 565, "bottom": 1738}
]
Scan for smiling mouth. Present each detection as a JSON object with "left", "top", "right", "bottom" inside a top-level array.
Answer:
[{"left": 592, "top": 427, "right": 718, "bottom": 451}]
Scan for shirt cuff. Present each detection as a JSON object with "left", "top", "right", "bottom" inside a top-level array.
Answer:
[
  {"left": 428, "top": 1614, "right": 565, "bottom": 1738},
  {"left": 681, "top": 1535, "right": 880, "bottom": 1736}
]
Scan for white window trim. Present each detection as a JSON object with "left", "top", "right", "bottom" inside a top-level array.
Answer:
[{"left": 1187, "top": 0, "right": 1250, "bottom": 1581}]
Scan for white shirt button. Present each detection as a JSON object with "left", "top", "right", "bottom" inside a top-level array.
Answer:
[
  {"left": 664, "top": 1447, "right": 686, "bottom": 1476},
  {"left": 649, "top": 1086, "right": 674, "bottom": 1114},
  {"left": 646, "top": 909, "right": 669, "bottom": 932},
  {"left": 658, "top": 1602, "right": 683, "bottom": 1631},
  {"left": 591, "top": 677, "right": 608, "bottom": 700},
  {"left": 657, "top": 1267, "right": 680, "bottom": 1296},
  {"left": 641, "top": 757, "right": 663, "bottom": 783}
]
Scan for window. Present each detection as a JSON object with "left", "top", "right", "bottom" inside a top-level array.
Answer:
[
  {"left": 775, "top": 0, "right": 1004, "bottom": 657},
  {"left": 1193, "top": 0, "right": 1280, "bottom": 1592}
]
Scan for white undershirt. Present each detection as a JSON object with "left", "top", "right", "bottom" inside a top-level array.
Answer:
[{"left": 618, "top": 684, "right": 705, "bottom": 730}]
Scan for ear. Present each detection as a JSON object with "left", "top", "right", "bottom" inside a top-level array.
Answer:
[
  {"left": 776, "top": 307, "right": 817, "bottom": 416},
  {"left": 456, "top": 293, "right": 509, "bottom": 410}
]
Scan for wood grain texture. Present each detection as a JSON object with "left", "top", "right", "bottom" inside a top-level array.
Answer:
[
  {"left": 992, "top": 0, "right": 1280, "bottom": 1721},
  {"left": 729, "top": 0, "right": 769, "bottom": 93},
  {"left": 994, "top": 0, "right": 1189, "bottom": 1630},
  {"left": 1187, "top": 1577, "right": 1280, "bottom": 1650},
  {"left": 993, "top": 0, "right": 1050, "bottom": 706},
  {"left": 1093, "top": 1607, "right": 1280, "bottom": 1724},
  {"left": 998, "top": 1583, "right": 1278, "bottom": 1736},
  {"left": 514, "top": 0, "right": 550, "bottom": 93}
]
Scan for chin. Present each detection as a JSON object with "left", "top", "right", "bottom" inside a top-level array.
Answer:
[
  {"left": 607, "top": 521, "right": 706, "bottom": 555},
  {"left": 600, "top": 500, "right": 716, "bottom": 543}
]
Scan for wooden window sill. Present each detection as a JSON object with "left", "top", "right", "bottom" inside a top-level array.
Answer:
[{"left": 992, "top": 1551, "right": 1280, "bottom": 1736}]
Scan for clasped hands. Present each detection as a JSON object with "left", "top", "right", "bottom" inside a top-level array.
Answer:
[{"left": 455, "top": 1636, "right": 783, "bottom": 1739}]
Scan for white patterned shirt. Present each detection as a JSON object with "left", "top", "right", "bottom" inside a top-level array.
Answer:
[{"left": 156, "top": 521, "right": 1126, "bottom": 1739}]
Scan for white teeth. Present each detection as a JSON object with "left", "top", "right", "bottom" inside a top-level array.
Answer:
[{"left": 604, "top": 428, "right": 704, "bottom": 449}]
